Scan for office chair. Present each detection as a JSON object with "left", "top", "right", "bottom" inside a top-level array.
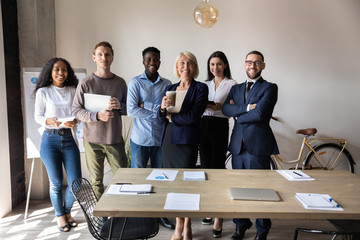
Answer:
[
  {"left": 71, "top": 178, "right": 159, "bottom": 240},
  {"left": 293, "top": 227, "right": 360, "bottom": 240}
]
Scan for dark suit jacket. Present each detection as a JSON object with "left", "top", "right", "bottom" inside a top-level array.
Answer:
[
  {"left": 157, "top": 79, "right": 208, "bottom": 145},
  {"left": 222, "top": 77, "right": 279, "bottom": 156}
]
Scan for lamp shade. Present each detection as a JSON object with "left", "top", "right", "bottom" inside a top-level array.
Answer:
[{"left": 193, "top": 0, "right": 219, "bottom": 28}]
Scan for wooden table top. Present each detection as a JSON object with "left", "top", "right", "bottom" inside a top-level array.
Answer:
[{"left": 93, "top": 168, "right": 360, "bottom": 219}]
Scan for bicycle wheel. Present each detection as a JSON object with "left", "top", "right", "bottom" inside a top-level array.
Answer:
[
  {"left": 303, "top": 143, "right": 354, "bottom": 173},
  {"left": 225, "top": 152, "right": 232, "bottom": 169},
  {"left": 270, "top": 156, "right": 278, "bottom": 170},
  {"left": 224, "top": 152, "right": 278, "bottom": 170}
]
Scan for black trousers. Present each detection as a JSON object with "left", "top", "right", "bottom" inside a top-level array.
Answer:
[
  {"left": 162, "top": 123, "right": 198, "bottom": 168},
  {"left": 232, "top": 145, "right": 272, "bottom": 234},
  {"left": 199, "top": 116, "right": 229, "bottom": 169}
]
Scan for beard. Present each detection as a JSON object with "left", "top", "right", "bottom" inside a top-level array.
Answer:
[{"left": 246, "top": 69, "right": 262, "bottom": 80}]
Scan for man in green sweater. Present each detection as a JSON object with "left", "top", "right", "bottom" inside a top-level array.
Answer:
[{"left": 72, "top": 41, "right": 127, "bottom": 199}]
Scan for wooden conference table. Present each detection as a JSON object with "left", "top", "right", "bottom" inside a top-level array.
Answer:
[{"left": 93, "top": 168, "right": 360, "bottom": 220}]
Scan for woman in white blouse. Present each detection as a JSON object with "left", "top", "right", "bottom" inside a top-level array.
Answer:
[
  {"left": 34, "top": 58, "right": 81, "bottom": 232},
  {"left": 199, "top": 51, "right": 237, "bottom": 238}
]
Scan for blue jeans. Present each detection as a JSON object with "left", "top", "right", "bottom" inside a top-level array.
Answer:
[
  {"left": 130, "top": 139, "right": 162, "bottom": 168},
  {"left": 40, "top": 130, "right": 82, "bottom": 217}
]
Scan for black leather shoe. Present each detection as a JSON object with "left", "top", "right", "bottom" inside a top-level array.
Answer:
[
  {"left": 202, "top": 218, "right": 214, "bottom": 225},
  {"left": 254, "top": 231, "right": 269, "bottom": 240},
  {"left": 212, "top": 229, "right": 222, "bottom": 238},
  {"left": 231, "top": 223, "right": 253, "bottom": 240},
  {"left": 158, "top": 217, "right": 175, "bottom": 229}
]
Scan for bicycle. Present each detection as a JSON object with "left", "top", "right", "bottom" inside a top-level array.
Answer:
[{"left": 225, "top": 128, "right": 355, "bottom": 173}]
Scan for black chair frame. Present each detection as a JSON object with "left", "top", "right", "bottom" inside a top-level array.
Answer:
[
  {"left": 294, "top": 227, "right": 360, "bottom": 240},
  {"left": 71, "top": 178, "right": 159, "bottom": 240}
]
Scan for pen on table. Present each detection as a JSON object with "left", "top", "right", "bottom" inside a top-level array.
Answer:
[
  {"left": 293, "top": 171, "right": 303, "bottom": 177},
  {"left": 116, "top": 183, "right": 132, "bottom": 185},
  {"left": 162, "top": 173, "right": 169, "bottom": 179},
  {"left": 329, "top": 198, "right": 340, "bottom": 208},
  {"left": 137, "top": 191, "right": 156, "bottom": 194}
]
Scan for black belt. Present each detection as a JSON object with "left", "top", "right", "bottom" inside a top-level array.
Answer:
[
  {"left": 202, "top": 116, "right": 228, "bottom": 121},
  {"left": 45, "top": 128, "right": 72, "bottom": 136}
]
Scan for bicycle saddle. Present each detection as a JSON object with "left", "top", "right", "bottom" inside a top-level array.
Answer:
[{"left": 296, "top": 128, "right": 317, "bottom": 136}]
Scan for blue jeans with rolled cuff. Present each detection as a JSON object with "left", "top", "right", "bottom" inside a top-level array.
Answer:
[{"left": 40, "top": 129, "right": 82, "bottom": 217}]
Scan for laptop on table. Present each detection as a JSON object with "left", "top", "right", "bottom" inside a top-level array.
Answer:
[{"left": 230, "top": 188, "right": 280, "bottom": 202}]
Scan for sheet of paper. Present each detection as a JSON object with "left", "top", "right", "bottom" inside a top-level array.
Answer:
[
  {"left": 164, "top": 193, "right": 200, "bottom": 211},
  {"left": 105, "top": 184, "right": 151, "bottom": 195},
  {"left": 119, "top": 184, "right": 152, "bottom": 192},
  {"left": 183, "top": 171, "right": 206, "bottom": 181},
  {"left": 146, "top": 169, "right": 178, "bottom": 181},
  {"left": 277, "top": 170, "right": 315, "bottom": 181},
  {"left": 58, "top": 116, "right": 75, "bottom": 128},
  {"left": 84, "top": 93, "right": 111, "bottom": 112},
  {"left": 295, "top": 193, "right": 343, "bottom": 211}
]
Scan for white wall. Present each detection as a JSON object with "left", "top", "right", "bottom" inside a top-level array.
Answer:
[
  {"left": 55, "top": 0, "right": 360, "bottom": 173},
  {"left": 0, "top": 4, "right": 12, "bottom": 217}
]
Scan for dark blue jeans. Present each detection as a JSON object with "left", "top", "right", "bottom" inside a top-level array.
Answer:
[
  {"left": 40, "top": 130, "right": 81, "bottom": 217},
  {"left": 130, "top": 139, "right": 162, "bottom": 168}
]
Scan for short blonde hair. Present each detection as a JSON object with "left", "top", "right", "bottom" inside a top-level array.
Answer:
[{"left": 173, "top": 51, "right": 199, "bottom": 79}]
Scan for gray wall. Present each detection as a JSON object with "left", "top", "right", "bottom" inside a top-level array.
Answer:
[{"left": 18, "top": 0, "right": 56, "bottom": 200}]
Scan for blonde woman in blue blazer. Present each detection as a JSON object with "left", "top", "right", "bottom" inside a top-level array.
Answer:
[{"left": 157, "top": 51, "right": 208, "bottom": 240}]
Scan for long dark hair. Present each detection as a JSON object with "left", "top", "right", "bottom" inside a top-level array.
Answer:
[
  {"left": 33, "top": 58, "right": 78, "bottom": 96},
  {"left": 206, "top": 51, "right": 232, "bottom": 81}
]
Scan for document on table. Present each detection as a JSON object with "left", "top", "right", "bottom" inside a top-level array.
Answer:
[
  {"left": 183, "top": 171, "right": 206, "bottom": 181},
  {"left": 295, "top": 193, "right": 343, "bottom": 211},
  {"left": 277, "top": 170, "right": 315, "bottom": 181},
  {"left": 164, "top": 193, "right": 200, "bottom": 211},
  {"left": 146, "top": 169, "right": 178, "bottom": 181},
  {"left": 106, "top": 184, "right": 152, "bottom": 195}
]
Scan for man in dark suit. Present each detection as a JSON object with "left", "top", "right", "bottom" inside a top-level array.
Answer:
[{"left": 222, "top": 50, "right": 279, "bottom": 240}]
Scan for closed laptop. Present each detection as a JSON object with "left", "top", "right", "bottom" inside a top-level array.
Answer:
[{"left": 230, "top": 188, "right": 280, "bottom": 201}]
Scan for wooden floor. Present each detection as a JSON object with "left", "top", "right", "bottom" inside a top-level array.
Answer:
[{"left": 0, "top": 199, "right": 338, "bottom": 240}]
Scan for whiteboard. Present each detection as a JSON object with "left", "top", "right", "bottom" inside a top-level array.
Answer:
[{"left": 23, "top": 68, "right": 87, "bottom": 159}]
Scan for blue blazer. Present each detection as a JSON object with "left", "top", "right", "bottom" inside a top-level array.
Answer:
[
  {"left": 157, "top": 79, "right": 208, "bottom": 145},
  {"left": 222, "top": 78, "right": 279, "bottom": 156}
]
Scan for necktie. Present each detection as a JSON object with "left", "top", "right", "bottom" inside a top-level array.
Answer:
[{"left": 245, "top": 82, "right": 254, "bottom": 100}]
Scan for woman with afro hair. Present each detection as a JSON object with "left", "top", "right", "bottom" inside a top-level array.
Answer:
[{"left": 34, "top": 58, "right": 81, "bottom": 232}]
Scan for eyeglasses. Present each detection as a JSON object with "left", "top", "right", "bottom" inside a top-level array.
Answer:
[{"left": 245, "top": 60, "right": 263, "bottom": 66}]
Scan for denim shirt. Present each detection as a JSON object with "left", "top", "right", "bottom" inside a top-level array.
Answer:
[{"left": 127, "top": 72, "right": 171, "bottom": 146}]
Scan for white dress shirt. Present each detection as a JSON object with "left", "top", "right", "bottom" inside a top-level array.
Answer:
[{"left": 203, "top": 77, "right": 237, "bottom": 118}]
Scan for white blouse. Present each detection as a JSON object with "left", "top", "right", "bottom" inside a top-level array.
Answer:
[
  {"left": 203, "top": 77, "right": 237, "bottom": 118},
  {"left": 34, "top": 85, "right": 76, "bottom": 129}
]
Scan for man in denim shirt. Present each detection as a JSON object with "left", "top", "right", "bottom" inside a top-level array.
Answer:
[{"left": 126, "top": 47, "right": 174, "bottom": 229}]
